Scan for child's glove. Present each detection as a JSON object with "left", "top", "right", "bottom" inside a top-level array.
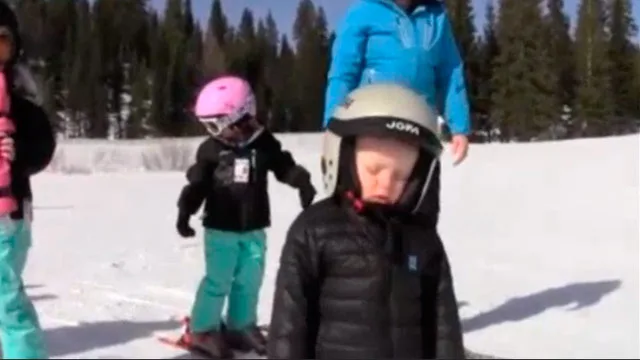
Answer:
[
  {"left": 283, "top": 165, "right": 316, "bottom": 208},
  {"left": 298, "top": 183, "right": 316, "bottom": 209},
  {"left": 176, "top": 211, "right": 195, "bottom": 238}
]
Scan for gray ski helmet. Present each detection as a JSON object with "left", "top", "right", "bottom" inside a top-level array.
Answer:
[{"left": 321, "top": 83, "right": 443, "bottom": 197}]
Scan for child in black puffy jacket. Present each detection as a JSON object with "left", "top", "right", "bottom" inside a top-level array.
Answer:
[{"left": 268, "top": 84, "right": 465, "bottom": 359}]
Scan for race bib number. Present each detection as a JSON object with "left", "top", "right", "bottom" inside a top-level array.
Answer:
[{"left": 233, "top": 158, "right": 251, "bottom": 183}]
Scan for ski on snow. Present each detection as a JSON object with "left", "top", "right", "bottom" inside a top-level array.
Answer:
[{"left": 156, "top": 316, "right": 268, "bottom": 359}]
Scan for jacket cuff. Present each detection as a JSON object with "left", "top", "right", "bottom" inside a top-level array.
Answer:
[{"left": 284, "top": 165, "right": 311, "bottom": 189}]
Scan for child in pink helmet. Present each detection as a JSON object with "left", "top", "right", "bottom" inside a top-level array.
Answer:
[{"left": 175, "top": 75, "right": 316, "bottom": 358}]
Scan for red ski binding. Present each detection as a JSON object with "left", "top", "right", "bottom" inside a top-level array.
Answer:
[
  {"left": 156, "top": 317, "right": 218, "bottom": 358},
  {"left": 157, "top": 316, "right": 269, "bottom": 358}
]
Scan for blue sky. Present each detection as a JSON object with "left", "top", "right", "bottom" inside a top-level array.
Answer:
[{"left": 151, "top": 0, "right": 639, "bottom": 39}]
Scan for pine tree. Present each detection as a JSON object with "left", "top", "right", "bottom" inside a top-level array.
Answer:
[
  {"left": 126, "top": 57, "right": 150, "bottom": 138},
  {"left": 84, "top": 38, "right": 109, "bottom": 139},
  {"left": 253, "top": 20, "right": 271, "bottom": 123},
  {"left": 13, "top": 0, "right": 47, "bottom": 61},
  {"left": 313, "top": 6, "right": 331, "bottom": 119},
  {"left": 491, "top": 0, "right": 558, "bottom": 141},
  {"left": 44, "top": 0, "right": 78, "bottom": 136},
  {"left": 83, "top": 1, "right": 109, "bottom": 139},
  {"left": 148, "top": 4, "right": 172, "bottom": 136},
  {"left": 475, "top": 0, "right": 498, "bottom": 141},
  {"left": 292, "top": 0, "right": 329, "bottom": 131},
  {"left": 147, "top": 11, "right": 160, "bottom": 51},
  {"left": 59, "top": 0, "right": 82, "bottom": 137},
  {"left": 91, "top": 0, "right": 115, "bottom": 137},
  {"left": 230, "top": 8, "right": 258, "bottom": 81},
  {"left": 264, "top": 12, "right": 280, "bottom": 59},
  {"left": 181, "top": 0, "right": 203, "bottom": 135},
  {"left": 443, "top": 0, "right": 478, "bottom": 137},
  {"left": 607, "top": 0, "right": 638, "bottom": 130},
  {"left": 544, "top": 0, "right": 574, "bottom": 131},
  {"left": 202, "top": 0, "right": 230, "bottom": 78},
  {"left": 207, "top": 0, "right": 229, "bottom": 47},
  {"left": 65, "top": 0, "right": 90, "bottom": 137},
  {"left": 154, "top": 0, "right": 191, "bottom": 136},
  {"left": 574, "top": 0, "right": 613, "bottom": 136},
  {"left": 230, "top": 10, "right": 274, "bottom": 126},
  {"left": 271, "top": 35, "right": 295, "bottom": 131},
  {"left": 444, "top": 0, "right": 476, "bottom": 56},
  {"left": 45, "top": 0, "right": 77, "bottom": 79},
  {"left": 130, "top": 1, "right": 152, "bottom": 64},
  {"left": 259, "top": 12, "right": 281, "bottom": 128},
  {"left": 89, "top": 0, "right": 148, "bottom": 138},
  {"left": 202, "top": 29, "right": 226, "bottom": 79}
]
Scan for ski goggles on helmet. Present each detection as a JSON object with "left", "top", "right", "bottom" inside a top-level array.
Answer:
[{"left": 198, "top": 112, "right": 252, "bottom": 137}]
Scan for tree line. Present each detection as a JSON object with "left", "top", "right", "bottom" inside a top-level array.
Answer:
[{"left": 8, "top": 0, "right": 640, "bottom": 141}]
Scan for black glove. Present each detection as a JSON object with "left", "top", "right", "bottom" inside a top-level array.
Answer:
[
  {"left": 176, "top": 211, "right": 195, "bottom": 238},
  {"left": 298, "top": 183, "right": 316, "bottom": 209}
]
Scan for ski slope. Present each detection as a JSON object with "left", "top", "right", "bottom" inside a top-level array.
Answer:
[{"left": 22, "top": 133, "right": 640, "bottom": 359}]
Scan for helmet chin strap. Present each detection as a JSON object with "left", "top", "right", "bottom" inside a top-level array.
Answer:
[
  {"left": 237, "top": 125, "right": 264, "bottom": 148},
  {"left": 409, "top": 157, "right": 438, "bottom": 214},
  {"left": 388, "top": 148, "right": 438, "bottom": 215}
]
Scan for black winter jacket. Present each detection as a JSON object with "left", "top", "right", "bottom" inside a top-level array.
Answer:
[
  {"left": 177, "top": 130, "right": 312, "bottom": 232},
  {"left": 0, "top": 1, "right": 56, "bottom": 219},
  {"left": 9, "top": 94, "right": 56, "bottom": 219},
  {"left": 267, "top": 196, "right": 464, "bottom": 359}
]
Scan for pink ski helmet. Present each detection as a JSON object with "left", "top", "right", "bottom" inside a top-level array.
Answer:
[{"left": 194, "top": 76, "right": 256, "bottom": 137}]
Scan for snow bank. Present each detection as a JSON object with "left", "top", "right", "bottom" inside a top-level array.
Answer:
[
  {"left": 45, "top": 133, "right": 639, "bottom": 174},
  {"left": 45, "top": 134, "right": 324, "bottom": 173}
]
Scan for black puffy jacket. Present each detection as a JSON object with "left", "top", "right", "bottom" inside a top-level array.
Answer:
[
  {"left": 9, "top": 93, "right": 56, "bottom": 220},
  {"left": 267, "top": 196, "right": 464, "bottom": 359},
  {"left": 177, "top": 130, "right": 312, "bottom": 232}
]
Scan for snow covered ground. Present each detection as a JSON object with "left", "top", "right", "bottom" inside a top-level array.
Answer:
[{"left": 22, "top": 133, "right": 640, "bottom": 359}]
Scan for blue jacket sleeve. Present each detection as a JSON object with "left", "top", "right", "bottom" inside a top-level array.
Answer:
[
  {"left": 435, "top": 14, "right": 471, "bottom": 135},
  {"left": 322, "top": 5, "right": 368, "bottom": 128}
]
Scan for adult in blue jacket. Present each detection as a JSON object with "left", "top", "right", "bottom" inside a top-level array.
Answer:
[{"left": 323, "top": 0, "right": 470, "bottom": 165}]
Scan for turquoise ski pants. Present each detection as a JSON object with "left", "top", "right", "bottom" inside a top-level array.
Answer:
[
  {"left": 0, "top": 218, "right": 47, "bottom": 359},
  {"left": 190, "top": 228, "right": 266, "bottom": 333}
]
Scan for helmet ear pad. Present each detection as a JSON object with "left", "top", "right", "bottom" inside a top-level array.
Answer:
[{"left": 335, "top": 138, "right": 359, "bottom": 197}]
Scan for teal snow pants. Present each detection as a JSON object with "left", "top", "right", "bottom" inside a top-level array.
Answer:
[
  {"left": 0, "top": 218, "right": 47, "bottom": 359},
  {"left": 190, "top": 228, "right": 266, "bottom": 333}
]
